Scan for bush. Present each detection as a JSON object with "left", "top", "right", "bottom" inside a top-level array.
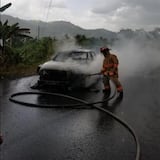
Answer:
[{"left": 17, "top": 37, "right": 55, "bottom": 64}]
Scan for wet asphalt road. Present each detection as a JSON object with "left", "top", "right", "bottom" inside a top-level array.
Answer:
[{"left": 0, "top": 73, "right": 160, "bottom": 160}]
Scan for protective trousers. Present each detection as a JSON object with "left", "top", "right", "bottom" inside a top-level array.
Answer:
[{"left": 103, "top": 75, "right": 123, "bottom": 92}]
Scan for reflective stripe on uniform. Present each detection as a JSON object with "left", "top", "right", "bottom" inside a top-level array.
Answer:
[
  {"left": 103, "top": 63, "right": 114, "bottom": 68},
  {"left": 109, "top": 72, "right": 114, "bottom": 76},
  {"left": 117, "top": 86, "right": 123, "bottom": 92},
  {"left": 114, "top": 64, "right": 118, "bottom": 68}
]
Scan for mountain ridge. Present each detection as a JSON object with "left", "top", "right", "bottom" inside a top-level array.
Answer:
[{"left": 1, "top": 14, "right": 117, "bottom": 39}]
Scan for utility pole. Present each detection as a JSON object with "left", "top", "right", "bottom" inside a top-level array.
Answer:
[{"left": 37, "top": 23, "right": 40, "bottom": 39}]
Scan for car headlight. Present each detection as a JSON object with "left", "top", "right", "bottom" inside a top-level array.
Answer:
[
  {"left": 39, "top": 70, "right": 48, "bottom": 76},
  {"left": 42, "top": 70, "right": 48, "bottom": 75}
]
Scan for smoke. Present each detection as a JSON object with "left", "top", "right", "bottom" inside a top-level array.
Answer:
[
  {"left": 112, "top": 38, "right": 160, "bottom": 78},
  {"left": 49, "top": 34, "right": 160, "bottom": 87},
  {"left": 42, "top": 53, "right": 103, "bottom": 74},
  {"left": 56, "top": 37, "right": 80, "bottom": 52},
  {"left": 52, "top": 37, "right": 104, "bottom": 75},
  {"left": 45, "top": 39, "right": 104, "bottom": 87}
]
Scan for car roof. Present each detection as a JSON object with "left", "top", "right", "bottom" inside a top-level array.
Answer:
[
  {"left": 59, "top": 49, "right": 95, "bottom": 53},
  {"left": 52, "top": 49, "right": 97, "bottom": 61},
  {"left": 72, "top": 49, "right": 94, "bottom": 52},
  {"left": 53, "top": 49, "right": 95, "bottom": 58}
]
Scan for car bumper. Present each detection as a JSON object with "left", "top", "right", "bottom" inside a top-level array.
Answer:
[{"left": 38, "top": 80, "right": 70, "bottom": 86}]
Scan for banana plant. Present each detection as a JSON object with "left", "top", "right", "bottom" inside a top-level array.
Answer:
[{"left": 0, "top": 20, "right": 31, "bottom": 55}]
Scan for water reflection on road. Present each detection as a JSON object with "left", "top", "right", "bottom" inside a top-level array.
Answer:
[{"left": 0, "top": 74, "right": 160, "bottom": 160}]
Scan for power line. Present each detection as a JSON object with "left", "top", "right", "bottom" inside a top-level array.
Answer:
[
  {"left": 46, "top": 0, "right": 53, "bottom": 22},
  {"left": 37, "top": 0, "right": 53, "bottom": 38},
  {"left": 36, "top": 0, "right": 53, "bottom": 38}
]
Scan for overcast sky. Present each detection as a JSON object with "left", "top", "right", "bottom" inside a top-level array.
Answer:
[{"left": 1, "top": 0, "right": 160, "bottom": 31}]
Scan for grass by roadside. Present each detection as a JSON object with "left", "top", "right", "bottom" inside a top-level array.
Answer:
[{"left": 0, "top": 63, "right": 39, "bottom": 79}]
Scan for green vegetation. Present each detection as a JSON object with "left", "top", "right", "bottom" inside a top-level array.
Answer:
[
  {"left": 0, "top": 19, "right": 111, "bottom": 78},
  {"left": 14, "top": 37, "right": 55, "bottom": 65},
  {"left": 0, "top": 37, "right": 56, "bottom": 78},
  {"left": 0, "top": 20, "right": 57, "bottom": 78}
]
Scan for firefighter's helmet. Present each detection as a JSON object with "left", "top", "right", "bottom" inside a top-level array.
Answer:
[{"left": 100, "top": 47, "right": 111, "bottom": 53}]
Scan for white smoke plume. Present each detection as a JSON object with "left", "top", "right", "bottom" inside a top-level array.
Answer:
[
  {"left": 112, "top": 38, "right": 160, "bottom": 78},
  {"left": 51, "top": 38, "right": 104, "bottom": 75},
  {"left": 56, "top": 37, "right": 80, "bottom": 52},
  {"left": 48, "top": 34, "right": 160, "bottom": 87},
  {"left": 43, "top": 39, "right": 104, "bottom": 87}
]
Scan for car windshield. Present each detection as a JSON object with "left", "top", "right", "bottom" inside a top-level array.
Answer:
[{"left": 53, "top": 51, "right": 88, "bottom": 62}]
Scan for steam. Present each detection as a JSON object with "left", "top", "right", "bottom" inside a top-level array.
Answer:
[
  {"left": 112, "top": 38, "right": 160, "bottom": 78},
  {"left": 51, "top": 34, "right": 160, "bottom": 85},
  {"left": 56, "top": 37, "right": 80, "bottom": 52},
  {"left": 53, "top": 37, "right": 104, "bottom": 74},
  {"left": 41, "top": 54, "right": 103, "bottom": 74},
  {"left": 64, "top": 54, "right": 103, "bottom": 74}
]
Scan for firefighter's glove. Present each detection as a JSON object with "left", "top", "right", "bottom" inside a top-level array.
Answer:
[
  {"left": 108, "top": 72, "right": 114, "bottom": 76},
  {"left": 103, "top": 71, "right": 114, "bottom": 76}
]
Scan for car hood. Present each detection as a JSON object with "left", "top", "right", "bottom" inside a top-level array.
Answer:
[{"left": 40, "top": 60, "right": 89, "bottom": 74}]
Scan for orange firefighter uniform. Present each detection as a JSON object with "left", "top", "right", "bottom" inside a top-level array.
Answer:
[{"left": 100, "top": 47, "right": 123, "bottom": 94}]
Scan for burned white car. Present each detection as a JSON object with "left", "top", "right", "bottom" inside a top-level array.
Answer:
[{"left": 33, "top": 49, "right": 102, "bottom": 89}]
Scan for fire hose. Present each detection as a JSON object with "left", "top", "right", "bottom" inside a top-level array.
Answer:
[
  {"left": 86, "top": 72, "right": 102, "bottom": 76},
  {"left": 8, "top": 77, "right": 140, "bottom": 160}
]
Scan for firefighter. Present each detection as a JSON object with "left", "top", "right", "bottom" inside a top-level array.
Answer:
[{"left": 100, "top": 47, "right": 123, "bottom": 98}]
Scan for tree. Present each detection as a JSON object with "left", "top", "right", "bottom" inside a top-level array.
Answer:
[{"left": 0, "top": 20, "right": 31, "bottom": 55}]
